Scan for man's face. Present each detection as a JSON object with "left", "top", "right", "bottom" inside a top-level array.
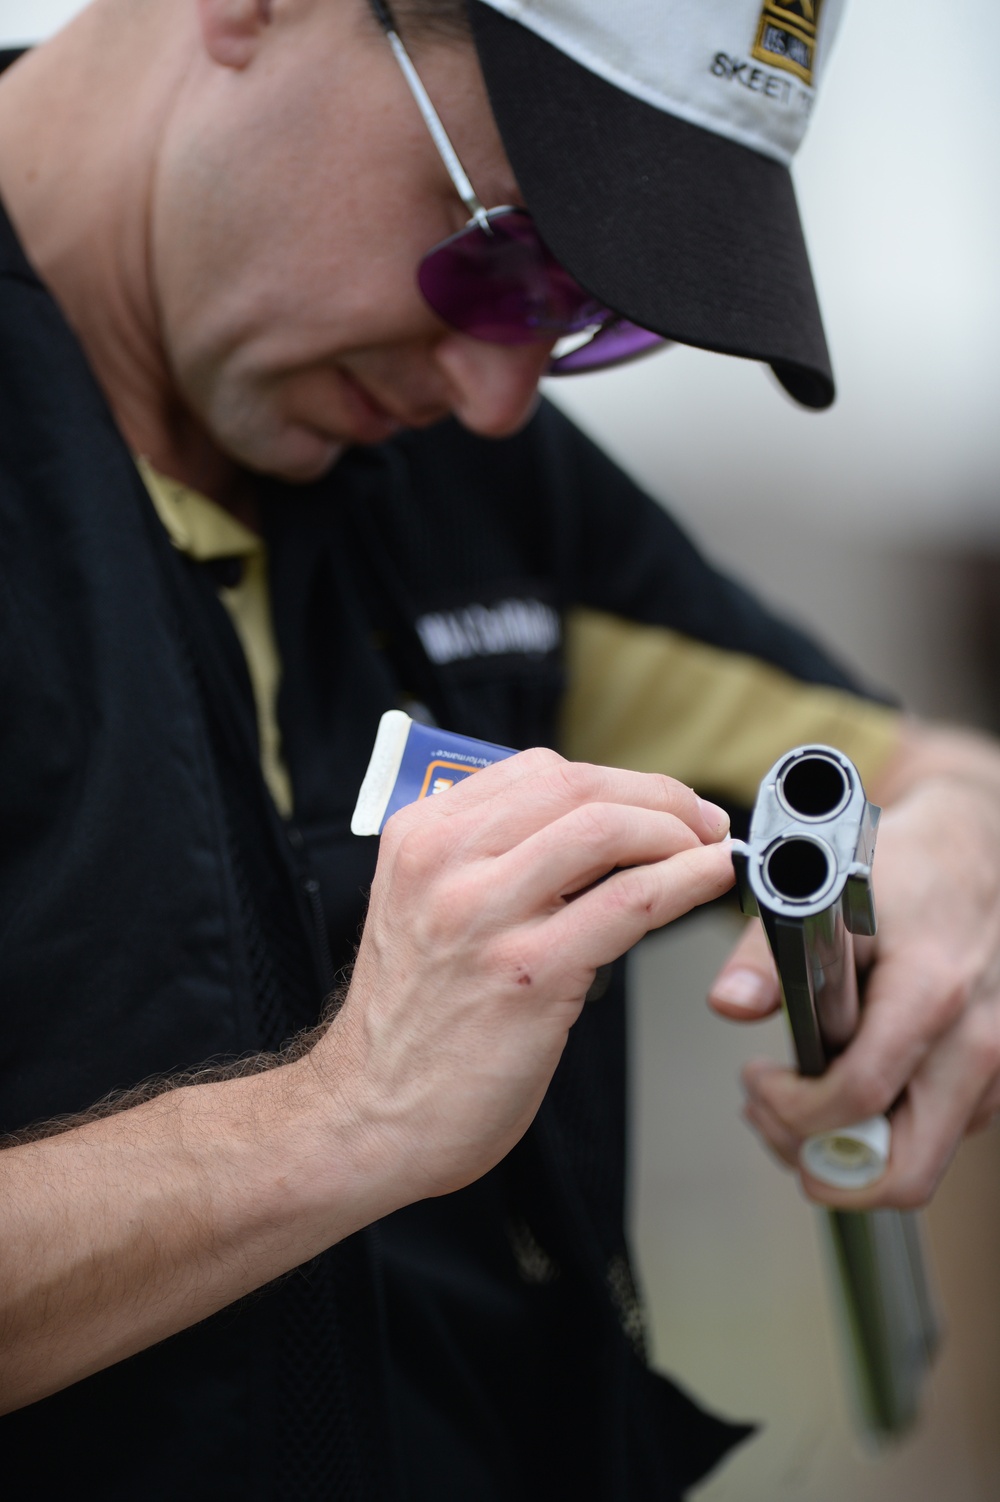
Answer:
[{"left": 150, "top": 1, "right": 553, "bottom": 482}]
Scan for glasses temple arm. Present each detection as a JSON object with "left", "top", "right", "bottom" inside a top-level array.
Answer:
[{"left": 370, "top": 1, "right": 488, "bottom": 227}]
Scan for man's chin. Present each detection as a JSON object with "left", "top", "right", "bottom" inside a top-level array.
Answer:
[
  {"left": 234, "top": 425, "right": 349, "bottom": 485},
  {"left": 277, "top": 439, "right": 348, "bottom": 484}
]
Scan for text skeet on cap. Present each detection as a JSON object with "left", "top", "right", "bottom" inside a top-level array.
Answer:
[{"left": 469, "top": 0, "right": 847, "bottom": 407}]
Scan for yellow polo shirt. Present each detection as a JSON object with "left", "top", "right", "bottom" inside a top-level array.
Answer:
[
  {"left": 137, "top": 458, "right": 294, "bottom": 817},
  {"left": 138, "top": 459, "right": 900, "bottom": 822}
]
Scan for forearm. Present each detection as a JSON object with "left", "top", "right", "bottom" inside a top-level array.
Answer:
[
  {"left": 0, "top": 750, "right": 736, "bottom": 1411},
  {"left": 0, "top": 1047, "right": 384, "bottom": 1414}
]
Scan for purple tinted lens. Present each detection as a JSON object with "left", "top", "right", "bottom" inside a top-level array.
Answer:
[
  {"left": 548, "top": 320, "right": 668, "bottom": 376},
  {"left": 418, "top": 208, "right": 607, "bottom": 344}
]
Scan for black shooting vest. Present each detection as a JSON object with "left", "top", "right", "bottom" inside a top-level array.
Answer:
[{"left": 0, "top": 189, "right": 774, "bottom": 1496}]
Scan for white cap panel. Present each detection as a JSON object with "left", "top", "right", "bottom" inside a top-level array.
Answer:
[{"left": 476, "top": 0, "right": 847, "bottom": 166}]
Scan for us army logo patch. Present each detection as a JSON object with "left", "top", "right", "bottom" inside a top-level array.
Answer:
[{"left": 752, "top": 0, "right": 825, "bottom": 86}]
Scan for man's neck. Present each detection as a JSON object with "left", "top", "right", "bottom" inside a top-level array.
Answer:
[{"left": 0, "top": 0, "right": 250, "bottom": 520}]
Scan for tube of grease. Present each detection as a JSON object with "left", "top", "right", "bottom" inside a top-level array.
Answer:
[
  {"left": 352, "top": 710, "right": 612, "bottom": 1003},
  {"left": 351, "top": 709, "right": 517, "bottom": 836}
]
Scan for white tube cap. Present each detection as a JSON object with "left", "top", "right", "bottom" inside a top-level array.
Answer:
[{"left": 800, "top": 1115, "right": 891, "bottom": 1190}]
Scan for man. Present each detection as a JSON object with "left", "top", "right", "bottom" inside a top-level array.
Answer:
[{"left": 1, "top": 0, "right": 1000, "bottom": 1497}]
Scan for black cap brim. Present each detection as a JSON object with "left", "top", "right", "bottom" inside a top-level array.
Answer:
[{"left": 469, "top": 2, "right": 834, "bottom": 408}]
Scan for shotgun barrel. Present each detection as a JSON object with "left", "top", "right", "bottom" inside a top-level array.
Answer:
[{"left": 732, "top": 745, "right": 940, "bottom": 1437}]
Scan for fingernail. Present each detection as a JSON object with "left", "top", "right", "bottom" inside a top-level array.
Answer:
[
  {"left": 697, "top": 797, "right": 730, "bottom": 835},
  {"left": 712, "top": 968, "right": 769, "bottom": 1009}
]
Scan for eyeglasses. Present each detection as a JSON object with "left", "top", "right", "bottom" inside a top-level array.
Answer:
[{"left": 370, "top": 0, "right": 667, "bottom": 376}]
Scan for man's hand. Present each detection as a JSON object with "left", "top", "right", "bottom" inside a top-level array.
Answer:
[
  {"left": 0, "top": 748, "right": 733, "bottom": 1414},
  {"left": 321, "top": 747, "right": 735, "bottom": 1203},
  {"left": 708, "top": 723, "right": 1000, "bottom": 1210}
]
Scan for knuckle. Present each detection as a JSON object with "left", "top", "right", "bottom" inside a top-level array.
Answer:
[
  {"left": 610, "top": 864, "right": 658, "bottom": 919},
  {"left": 886, "top": 1167, "right": 938, "bottom": 1212},
  {"left": 842, "top": 1057, "right": 896, "bottom": 1120},
  {"left": 378, "top": 799, "right": 420, "bottom": 851},
  {"left": 915, "top": 951, "right": 973, "bottom": 1031},
  {"left": 962, "top": 1004, "right": 1000, "bottom": 1077},
  {"left": 568, "top": 800, "right": 618, "bottom": 849},
  {"left": 389, "top": 821, "right": 442, "bottom": 880},
  {"left": 649, "top": 771, "right": 690, "bottom": 810},
  {"left": 523, "top": 747, "right": 593, "bottom": 810},
  {"left": 520, "top": 745, "right": 567, "bottom": 783},
  {"left": 384, "top": 818, "right": 459, "bottom": 893},
  {"left": 936, "top": 973, "right": 974, "bottom": 1032}
]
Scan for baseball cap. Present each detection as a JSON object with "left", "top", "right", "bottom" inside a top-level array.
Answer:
[{"left": 467, "top": 0, "right": 846, "bottom": 407}]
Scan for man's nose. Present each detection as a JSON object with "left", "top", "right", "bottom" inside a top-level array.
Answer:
[{"left": 435, "top": 334, "right": 555, "bottom": 438}]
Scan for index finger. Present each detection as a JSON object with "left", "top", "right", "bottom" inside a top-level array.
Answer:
[
  {"left": 708, "top": 919, "right": 781, "bottom": 1020},
  {"left": 392, "top": 746, "right": 731, "bottom": 852}
]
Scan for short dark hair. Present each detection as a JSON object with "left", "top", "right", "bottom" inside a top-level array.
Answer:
[{"left": 387, "top": 0, "right": 471, "bottom": 43}]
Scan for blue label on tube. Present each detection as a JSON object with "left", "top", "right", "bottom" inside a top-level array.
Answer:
[
  {"left": 345, "top": 711, "right": 519, "bottom": 836},
  {"left": 379, "top": 720, "right": 516, "bottom": 830}
]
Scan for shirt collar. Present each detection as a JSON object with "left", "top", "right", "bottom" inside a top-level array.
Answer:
[{"left": 137, "top": 456, "right": 261, "bottom": 562}]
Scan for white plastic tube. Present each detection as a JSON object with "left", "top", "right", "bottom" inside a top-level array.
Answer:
[{"left": 800, "top": 1115, "right": 891, "bottom": 1190}]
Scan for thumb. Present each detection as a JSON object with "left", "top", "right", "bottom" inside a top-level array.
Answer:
[{"left": 708, "top": 919, "right": 781, "bottom": 1021}]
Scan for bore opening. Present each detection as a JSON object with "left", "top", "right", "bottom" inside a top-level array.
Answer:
[
  {"left": 764, "top": 838, "right": 832, "bottom": 902},
  {"left": 778, "top": 755, "right": 850, "bottom": 821}
]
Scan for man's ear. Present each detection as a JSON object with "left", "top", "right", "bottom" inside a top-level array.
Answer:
[{"left": 197, "top": 0, "right": 274, "bottom": 71}]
